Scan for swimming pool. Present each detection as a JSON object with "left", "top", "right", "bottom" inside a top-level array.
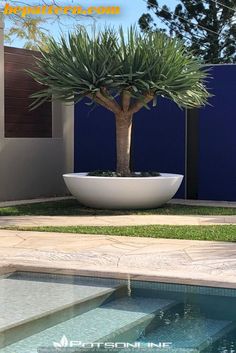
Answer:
[{"left": 0, "top": 271, "right": 236, "bottom": 352}]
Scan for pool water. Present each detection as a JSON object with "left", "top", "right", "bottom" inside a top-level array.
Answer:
[{"left": 0, "top": 272, "right": 236, "bottom": 352}]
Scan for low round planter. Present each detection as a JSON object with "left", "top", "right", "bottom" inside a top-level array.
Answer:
[{"left": 63, "top": 173, "right": 183, "bottom": 209}]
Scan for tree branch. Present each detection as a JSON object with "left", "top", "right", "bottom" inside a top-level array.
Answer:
[
  {"left": 86, "top": 94, "right": 112, "bottom": 111},
  {"left": 96, "top": 90, "right": 121, "bottom": 114},
  {"left": 86, "top": 91, "right": 122, "bottom": 114},
  {"left": 128, "top": 94, "right": 154, "bottom": 114}
]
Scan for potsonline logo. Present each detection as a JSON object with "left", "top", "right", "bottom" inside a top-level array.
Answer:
[
  {"left": 53, "top": 335, "right": 69, "bottom": 349},
  {"left": 47, "top": 335, "right": 172, "bottom": 352}
]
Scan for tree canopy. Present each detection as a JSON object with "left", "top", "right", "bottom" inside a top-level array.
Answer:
[
  {"left": 4, "top": 17, "right": 48, "bottom": 50},
  {"left": 29, "top": 26, "right": 210, "bottom": 176},
  {"left": 28, "top": 27, "right": 210, "bottom": 111},
  {"left": 139, "top": 0, "right": 236, "bottom": 64}
]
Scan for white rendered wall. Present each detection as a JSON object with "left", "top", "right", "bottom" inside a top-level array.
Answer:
[{"left": 0, "top": 14, "right": 74, "bottom": 201}]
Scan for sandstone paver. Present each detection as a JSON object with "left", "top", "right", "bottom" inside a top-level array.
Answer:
[
  {"left": 0, "top": 214, "right": 236, "bottom": 227},
  {"left": 0, "top": 229, "right": 236, "bottom": 288}
]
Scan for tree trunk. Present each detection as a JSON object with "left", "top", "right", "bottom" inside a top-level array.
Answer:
[{"left": 115, "top": 113, "right": 133, "bottom": 176}]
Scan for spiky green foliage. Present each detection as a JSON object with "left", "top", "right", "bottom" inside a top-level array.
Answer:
[{"left": 28, "top": 27, "right": 210, "bottom": 110}]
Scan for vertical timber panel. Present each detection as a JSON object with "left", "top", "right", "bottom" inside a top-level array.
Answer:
[
  {"left": 186, "top": 109, "right": 199, "bottom": 199},
  {"left": 4, "top": 46, "right": 52, "bottom": 138}
]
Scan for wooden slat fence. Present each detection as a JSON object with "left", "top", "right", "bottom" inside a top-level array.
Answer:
[{"left": 4, "top": 46, "right": 52, "bottom": 138}]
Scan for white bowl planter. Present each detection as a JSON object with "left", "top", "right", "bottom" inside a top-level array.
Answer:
[{"left": 63, "top": 173, "right": 183, "bottom": 209}]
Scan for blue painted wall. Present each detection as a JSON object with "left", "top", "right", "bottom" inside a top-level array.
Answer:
[
  {"left": 74, "top": 101, "right": 116, "bottom": 172},
  {"left": 74, "top": 97, "right": 186, "bottom": 198},
  {"left": 131, "top": 98, "right": 185, "bottom": 198},
  {"left": 74, "top": 65, "right": 236, "bottom": 201},
  {"left": 198, "top": 65, "right": 236, "bottom": 201}
]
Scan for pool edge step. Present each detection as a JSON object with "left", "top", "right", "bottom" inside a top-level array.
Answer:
[
  {"left": 1, "top": 297, "right": 179, "bottom": 353},
  {"left": 0, "top": 284, "right": 126, "bottom": 348},
  {"left": 94, "top": 297, "right": 180, "bottom": 344},
  {"left": 143, "top": 317, "right": 236, "bottom": 352}
]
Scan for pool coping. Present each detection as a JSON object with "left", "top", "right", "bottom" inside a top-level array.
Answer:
[{"left": 1, "top": 262, "right": 236, "bottom": 290}]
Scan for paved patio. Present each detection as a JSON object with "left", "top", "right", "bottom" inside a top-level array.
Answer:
[
  {"left": 1, "top": 197, "right": 236, "bottom": 288},
  {"left": 1, "top": 214, "right": 236, "bottom": 227},
  {"left": 0, "top": 229, "right": 236, "bottom": 288}
]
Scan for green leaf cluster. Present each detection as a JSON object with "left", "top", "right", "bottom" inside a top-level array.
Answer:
[{"left": 28, "top": 26, "right": 210, "bottom": 110}]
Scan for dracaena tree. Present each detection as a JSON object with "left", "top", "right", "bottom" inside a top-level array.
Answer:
[{"left": 29, "top": 27, "right": 210, "bottom": 177}]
